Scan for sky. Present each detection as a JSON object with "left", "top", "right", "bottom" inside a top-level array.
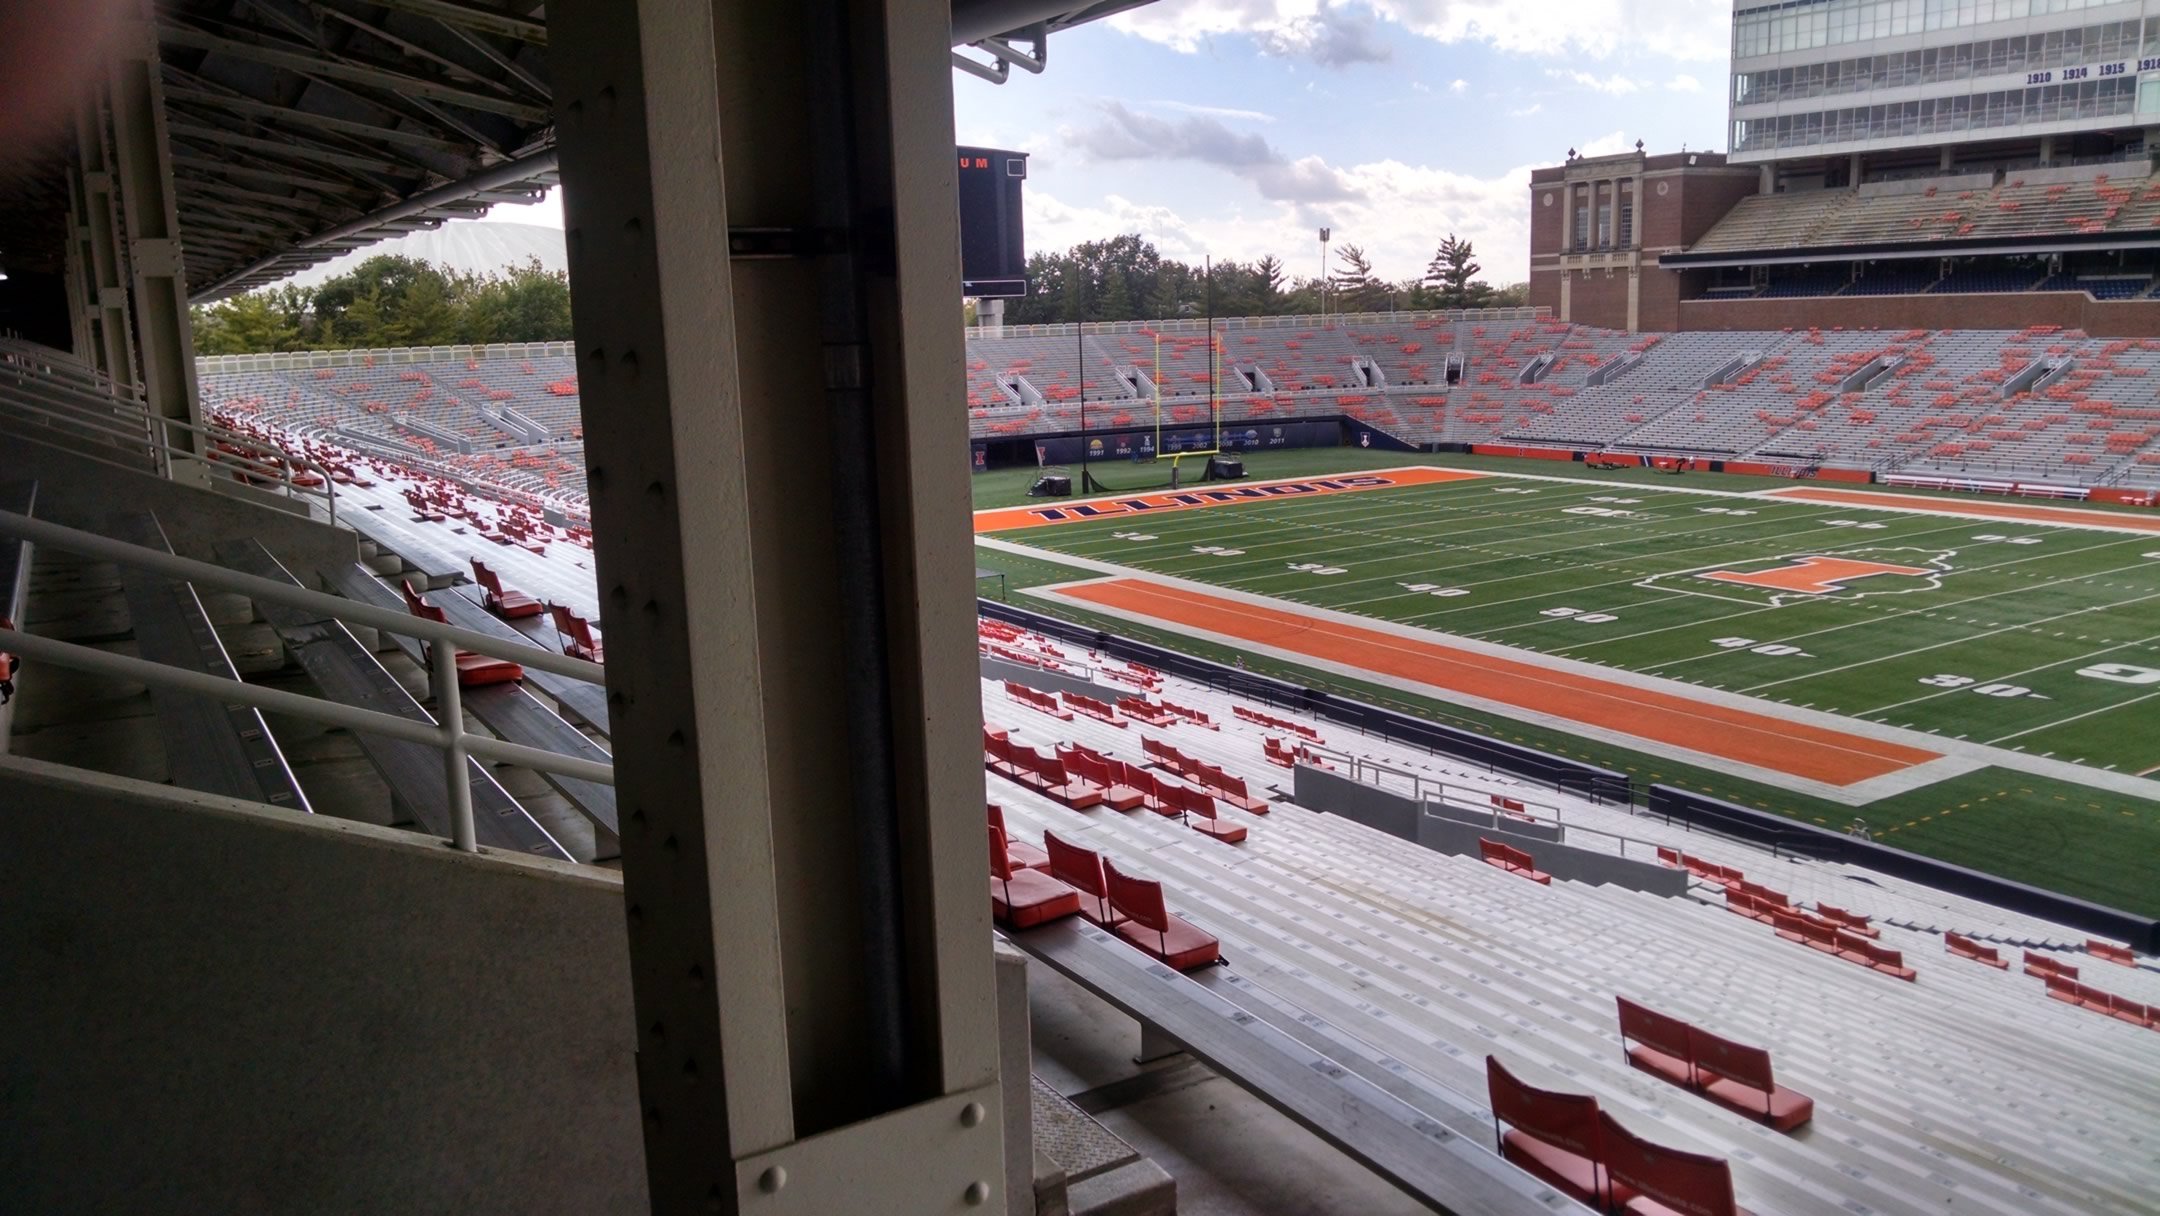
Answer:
[{"left": 482, "top": 0, "right": 1736, "bottom": 288}]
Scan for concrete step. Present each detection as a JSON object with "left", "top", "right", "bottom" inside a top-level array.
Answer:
[{"left": 1031, "top": 1075, "right": 1174, "bottom": 1216}]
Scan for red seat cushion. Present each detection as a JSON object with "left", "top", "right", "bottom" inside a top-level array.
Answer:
[
  {"left": 1098, "top": 784, "right": 1147, "bottom": 812},
  {"left": 1502, "top": 1131, "right": 1632, "bottom": 1209},
  {"left": 1625, "top": 1198, "right": 1756, "bottom": 1216},
  {"left": 453, "top": 652, "right": 524, "bottom": 686},
  {"left": 1005, "top": 838, "right": 1051, "bottom": 872},
  {"left": 1191, "top": 817, "right": 1248, "bottom": 844},
  {"left": 1114, "top": 912, "right": 1219, "bottom": 971},
  {"left": 992, "top": 869, "right": 1080, "bottom": 929},
  {"left": 1625, "top": 1044, "right": 1694, "bottom": 1088},
  {"left": 1702, "top": 1077, "right": 1814, "bottom": 1131}
]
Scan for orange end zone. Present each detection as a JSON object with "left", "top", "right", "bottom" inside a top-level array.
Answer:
[
  {"left": 1766, "top": 487, "right": 2160, "bottom": 533},
  {"left": 973, "top": 467, "right": 1482, "bottom": 533},
  {"left": 1053, "top": 578, "right": 1940, "bottom": 787}
]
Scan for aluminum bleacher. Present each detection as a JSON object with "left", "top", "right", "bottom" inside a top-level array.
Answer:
[{"left": 976, "top": 620, "right": 2160, "bottom": 1216}]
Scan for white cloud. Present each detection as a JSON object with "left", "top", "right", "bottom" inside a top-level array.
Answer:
[
  {"left": 1068, "top": 102, "right": 1361, "bottom": 202},
  {"left": 1447, "top": 78, "right": 1469, "bottom": 94},
  {"left": 1508, "top": 102, "right": 1542, "bottom": 117},
  {"left": 1411, "top": 80, "right": 1432, "bottom": 93},
  {"left": 1147, "top": 99, "right": 1278, "bottom": 122},
  {"left": 1109, "top": 0, "right": 1732, "bottom": 63},
  {"left": 1668, "top": 74, "right": 1704, "bottom": 92},
  {"left": 1548, "top": 69, "right": 1643, "bottom": 95},
  {"left": 1026, "top": 130, "right": 1632, "bottom": 287}
]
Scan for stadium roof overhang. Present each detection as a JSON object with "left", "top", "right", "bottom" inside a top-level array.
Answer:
[
  {"left": 0, "top": 0, "right": 1155, "bottom": 305},
  {"left": 1665, "top": 229, "right": 2160, "bottom": 269}
]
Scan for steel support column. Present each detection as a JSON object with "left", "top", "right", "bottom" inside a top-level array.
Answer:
[
  {"left": 62, "top": 168, "right": 95, "bottom": 363},
  {"left": 108, "top": 10, "right": 205, "bottom": 478},
  {"left": 74, "top": 101, "right": 137, "bottom": 386},
  {"left": 551, "top": 0, "right": 1000, "bottom": 1211}
]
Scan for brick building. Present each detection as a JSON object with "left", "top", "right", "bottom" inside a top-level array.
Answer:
[{"left": 1527, "top": 149, "right": 1759, "bottom": 333}]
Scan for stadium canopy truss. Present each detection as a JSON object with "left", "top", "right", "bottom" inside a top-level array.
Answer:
[{"left": 0, "top": 0, "right": 1148, "bottom": 306}]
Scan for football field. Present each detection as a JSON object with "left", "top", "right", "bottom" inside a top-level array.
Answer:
[{"left": 975, "top": 461, "right": 2160, "bottom": 911}]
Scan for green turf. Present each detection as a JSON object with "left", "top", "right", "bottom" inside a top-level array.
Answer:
[{"left": 974, "top": 462, "right": 2160, "bottom": 915}]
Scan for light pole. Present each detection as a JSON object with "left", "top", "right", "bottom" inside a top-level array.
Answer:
[{"left": 1318, "top": 227, "right": 1331, "bottom": 321}]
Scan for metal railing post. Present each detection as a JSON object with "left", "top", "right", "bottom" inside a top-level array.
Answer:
[{"left": 432, "top": 640, "right": 477, "bottom": 853}]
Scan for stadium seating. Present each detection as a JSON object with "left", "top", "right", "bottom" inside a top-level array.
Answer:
[
  {"left": 471, "top": 559, "right": 543, "bottom": 619},
  {"left": 988, "top": 825, "right": 1081, "bottom": 928},
  {"left": 399, "top": 580, "right": 525, "bottom": 687},
  {"left": 1484, "top": 1055, "right": 1630, "bottom": 1209},
  {"left": 1102, "top": 858, "right": 1221, "bottom": 970},
  {"left": 974, "top": 619, "right": 2160, "bottom": 1215},
  {"left": 547, "top": 603, "right": 604, "bottom": 663},
  {"left": 1616, "top": 997, "right": 1814, "bottom": 1130}
]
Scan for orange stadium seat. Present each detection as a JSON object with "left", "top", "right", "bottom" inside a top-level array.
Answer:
[
  {"left": 987, "top": 826, "right": 1079, "bottom": 930},
  {"left": 1103, "top": 859, "right": 1220, "bottom": 971}
]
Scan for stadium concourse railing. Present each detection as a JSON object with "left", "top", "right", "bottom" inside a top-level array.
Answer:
[
  {"left": 195, "top": 339, "right": 576, "bottom": 375},
  {"left": 964, "top": 305, "right": 1548, "bottom": 342},
  {"left": 978, "top": 598, "right": 1632, "bottom": 804},
  {"left": 1, "top": 340, "right": 340, "bottom": 525},
  {"left": 0, "top": 510, "right": 609, "bottom": 855}
]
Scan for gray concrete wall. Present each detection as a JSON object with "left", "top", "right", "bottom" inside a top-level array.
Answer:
[
  {"left": 8, "top": 438, "right": 358, "bottom": 575},
  {"left": 1292, "top": 763, "right": 1417, "bottom": 841},
  {"left": 1422, "top": 799, "right": 1563, "bottom": 844},
  {"left": 0, "top": 754, "right": 646, "bottom": 1215},
  {"left": 1415, "top": 814, "right": 1689, "bottom": 896},
  {"left": 982, "top": 655, "right": 1122, "bottom": 706}
]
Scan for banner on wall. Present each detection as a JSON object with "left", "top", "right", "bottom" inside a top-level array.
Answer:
[{"left": 1028, "top": 421, "right": 1341, "bottom": 466}]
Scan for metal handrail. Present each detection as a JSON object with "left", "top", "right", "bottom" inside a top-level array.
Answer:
[
  {"left": 1309, "top": 746, "right": 1672, "bottom": 862},
  {"left": 0, "top": 351, "right": 339, "bottom": 523},
  {"left": 0, "top": 510, "right": 610, "bottom": 855}
]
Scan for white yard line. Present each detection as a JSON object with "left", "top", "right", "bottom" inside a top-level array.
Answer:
[{"left": 1987, "top": 689, "right": 2160, "bottom": 746}]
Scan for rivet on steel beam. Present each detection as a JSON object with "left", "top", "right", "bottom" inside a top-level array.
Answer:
[
  {"left": 964, "top": 1181, "right": 990, "bottom": 1206},
  {"left": 758, "top": 1166, "right": 787, "bottom": 1194},
  {"left": 960, "top": 1102, "right": 985, "bottom": 1128}
]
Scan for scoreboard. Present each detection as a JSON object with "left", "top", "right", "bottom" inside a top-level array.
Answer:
[{"left": 957, "top": 146, "right": 1027, "bottom": 299}]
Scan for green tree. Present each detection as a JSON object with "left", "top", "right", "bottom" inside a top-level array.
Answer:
[
  {"left": 1425, "top": 234, "right": 1497, "bottom": 310},
  {"left": 460, "top": 258, "right": 573, "bottom": 344},
  {"left": 1253, "top": 255, "right": 1287, "bottom": 313},
  {"left": 1328, "top": 244, "right": 1383, "bottom": 314}
]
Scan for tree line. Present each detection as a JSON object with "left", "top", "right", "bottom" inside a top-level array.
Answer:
[
  {"left": 189, "top": 254, "right": 574, "bottom": 355},
  {"left": 996, "top": 233, "right": 1525, "bottom": 327}
]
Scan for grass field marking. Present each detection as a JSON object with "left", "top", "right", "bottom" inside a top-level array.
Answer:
[
  {"left": 1147, "top": 481, "right": 1689, "bottom": 580},
  {"left": 1628, "top": 535, "right": 2160, "bottom": 676},
  {"left": 1483, "top": 520, "right": 2122, "bottom": 652},
  {"left": 1202, "top": 499, "right": 1790, "bottom": 597},
  {"left": 1387, "top": 506, "right": 2012, "bottom": 624},
  {"left": 1988, "top": 690, "right": 2160, "bottom": 745},
  {"left": 1758, "top": 486, "right": 2160, "bottom": 535},
  {"left": 1035, "top": 476, "right": 1634, "bottom": 569},
  {"left": 1732, "top": 551, "right": 2160, "bottom": 694},
  {"left": 1853, "top": 616, "right": 2160, "bottom": 718}
]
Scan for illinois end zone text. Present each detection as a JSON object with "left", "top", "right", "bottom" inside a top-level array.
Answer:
[{"left": 973, "top": 467, "right": 1482, "bottom": 532}]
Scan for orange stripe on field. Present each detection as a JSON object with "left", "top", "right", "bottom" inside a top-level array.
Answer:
[
  {"left": 973, "top": 467, "right": 1482, "bottom": 533},
  {"left": 1054, "top": 578, "right": 1940, "bottom": 787},
  {"left": 1703, "top": 556, "right": 1932, "bottom": 595},
  {"left": 1767, "top": 487, "right": 2160, "bottom": 533}
]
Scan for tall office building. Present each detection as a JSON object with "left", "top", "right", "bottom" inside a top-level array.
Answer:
[{"left": 1728, "top": 1, "right": 2160, "bottom": 186}]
